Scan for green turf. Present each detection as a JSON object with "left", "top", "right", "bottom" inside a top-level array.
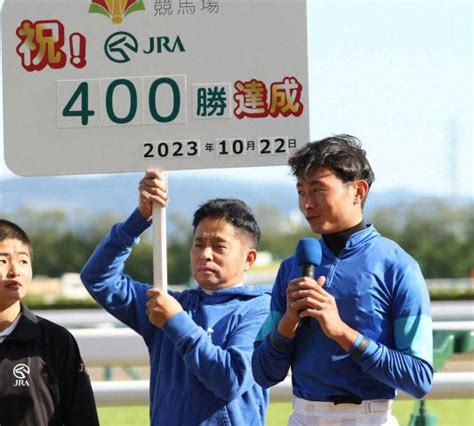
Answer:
[
  {"left": 98, "top": 399, "right": 474, "bottom": 425},
  {"left": 98, "top": 406, "right": 149, "bottom": 425}
]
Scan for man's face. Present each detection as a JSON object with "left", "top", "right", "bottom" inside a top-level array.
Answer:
[
  {"left": 191, "top": 218, "right": 256, "bottom": 291},
  {"left": 0, "top": 239, "right": 32, "bottom": 308},
  {"left": 297, "top": 167, "right": 363, "bottom": 235}
]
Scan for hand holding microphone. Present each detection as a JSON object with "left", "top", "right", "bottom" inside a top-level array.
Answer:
[
  {"left": 295, "top": 238, "right": 322, "bottom": 329},
  {"left": 292, "top": 238, "right": 352, "bottom": 344}
]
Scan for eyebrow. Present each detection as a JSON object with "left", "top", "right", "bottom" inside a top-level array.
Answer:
[
  {"left": 297, "top": 179, "right": 329, "bottom": 187},
  {"left": 193, "top": 236, "right": 228, "bottom": 243},
  {"left": 0, "top": 252, "right": 30, "bottom": 257}
]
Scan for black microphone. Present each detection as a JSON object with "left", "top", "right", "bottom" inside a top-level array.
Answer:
[{"left": 295, "top": 238, "right": 322, "bottom": 329}]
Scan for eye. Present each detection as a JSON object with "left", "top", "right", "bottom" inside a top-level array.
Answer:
[{"left": 0, "top": 259, "right": 6, "bottom": 264}]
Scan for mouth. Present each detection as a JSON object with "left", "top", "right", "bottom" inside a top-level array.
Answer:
[
  {"left": 198, "top": 266, "right": 216, "bottom": 275},
  {"left": 5, "top": 280, "right": 22, "bottom": 290}
]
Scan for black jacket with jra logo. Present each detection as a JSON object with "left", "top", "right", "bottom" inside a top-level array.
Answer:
[{"left": 0, "top": 304, "right": 99, "bottom": 426}]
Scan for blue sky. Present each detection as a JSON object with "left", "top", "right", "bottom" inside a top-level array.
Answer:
[{"left": 0, "top": 0, "right": 472, "bottom": 197}]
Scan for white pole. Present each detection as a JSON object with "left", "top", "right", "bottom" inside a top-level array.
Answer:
[{"left": 152, "top": 171, "right": 167, "bottom": 291}]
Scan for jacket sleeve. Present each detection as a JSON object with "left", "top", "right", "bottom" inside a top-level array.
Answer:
[
  {"left": 252, "top": 260, "right": 295, "bottom": 388},
  {"left": 162, "top": 299, "right": 270, "bottom": 401},
  {"left": 57, "top": 328, "right": 99, "bottom": 426},
  {"left": 80, "top": 209, "right": 155, "bottom": 337},
  {"left": 350, "top": 261, "right": 434, "bottom": 398}
]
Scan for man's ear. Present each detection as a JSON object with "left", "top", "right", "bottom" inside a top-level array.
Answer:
[
  {"left": 354, "top": 180, "right": 369, "bottom": 205},
  {"left": 245, "top": 249, "right": 257, "bottom": 270}
]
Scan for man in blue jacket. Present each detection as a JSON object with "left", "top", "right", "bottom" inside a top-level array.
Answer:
[
  {"left": 81, "top": 169, "right": 270, "bottom": 425},
  {"left": 252, "top": 135, "right": 433, "bottom": 425}
]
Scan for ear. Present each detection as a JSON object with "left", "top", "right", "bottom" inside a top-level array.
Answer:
[
  {"left": 353, "top": 180, "right": 369, "bottom": 205},
  {"left": 244, "top": 249, "right": 257, "bottom": 270}
]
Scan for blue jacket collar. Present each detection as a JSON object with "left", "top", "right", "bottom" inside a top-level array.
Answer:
[
  {"left": 320, "top": 225, "right": 379, "bottom": 258},
  {"left": 187, "top": 284, "right": 272, "bottom": 300}
]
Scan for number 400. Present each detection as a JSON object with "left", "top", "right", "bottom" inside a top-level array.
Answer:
[{"left": 62, "top": 78, "right": 181, "bottom": 126}]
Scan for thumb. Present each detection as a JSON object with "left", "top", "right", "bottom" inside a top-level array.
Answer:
[
  {"left": 146, "top": 288, "right": 161, "bottom": 298},
  {"left": 316, "top": 276, "right": 326, "bottom": 287}
]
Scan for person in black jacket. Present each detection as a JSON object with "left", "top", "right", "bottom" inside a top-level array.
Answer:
[{"left": 0, "top": 219, "right": 99, "bottom": 426}]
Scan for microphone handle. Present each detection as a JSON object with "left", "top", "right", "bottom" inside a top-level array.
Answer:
[
  {"left": 299, "top": 264, "right": 316, "bottom": 329},
  {"left": 301, "top": 264, "right": 315, "bottom": 279}
]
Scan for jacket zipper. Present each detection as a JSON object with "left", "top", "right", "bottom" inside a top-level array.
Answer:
[{"left": 325, "top": 254, "right": 342, "bottom": 289}]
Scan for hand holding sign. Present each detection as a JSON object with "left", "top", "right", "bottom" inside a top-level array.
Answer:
[
  {"left": 138, "top": 169, "right": 168, "bottom": 220},
  {"left": 145, "top": 287, "right": 183, "bottom": 328}
]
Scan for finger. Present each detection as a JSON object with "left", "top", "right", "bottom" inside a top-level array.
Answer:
[
  {"left": 296, "top": 277, "right": 318, "bottom": 287},
  {"left": 288, "top": 277, "right": 306, "bottom": 287},
  {"left": 287, "top": 281, "right": 301, "bottom": 293},
  {"left": 286, "top": 284, "right": 299, "bottom": 297},
  {"left": 297, "top": 279, "right": 329, "bottom": 297},
  {"left": 140, "top": 190, "right": 168, "bottom": 207},
  {"left": 144, "top": 168, "right": 163, "bottom": 179},
  {"left": 140, "top": 178, "right": 167, "bottom": 191},
  {"left": 141, "top": 176, "right": 167, "bottom": 191},
  {"left": 293, "top": 293, "right": 329, "bottom": 309},
  {"left": 146, "top": 288, "right": 157, "bottom": 297},
  {"left": 299, "top": 308, "right": 322, "bottom": 318},
  {"left": 143, "top": 168, "right": 167, "bottom": 186},
  {"left": 290, "top": 297, "right": 318, "bottom": 310},
  {"left": 316, "top": 276, "right": 326, "bottom": 287},
  {"left": 291, "top": 289, "right": 322, "bottom": 301},
  {"left": 146, "top": 288, "right": 163, "bottom": 299},
  {"left": 139, "top": 182, "right": 168, "bottom": 200},
  {"left": 140, "top": 187, "right": 168, "bottom": 206}
]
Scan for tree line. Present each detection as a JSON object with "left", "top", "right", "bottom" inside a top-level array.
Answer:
[{"left": 4, "top": 197, "right": 473, "bottom": 285}]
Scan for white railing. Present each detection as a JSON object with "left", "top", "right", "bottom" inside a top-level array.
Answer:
[
  {"left": 72, "top": 328, "right": 148, "bottom": 366},
  {"left": 67, "top": 321, "right": 474, "bottom": 405},
  {"left": 92, "top": 373, "right": 474, "bottom": 406},
  {"left": 71, "top": 321, "right": 474, "bottom": 367},
  {"left": 35, "top": 300, "right": 474, "bottom": 327}
]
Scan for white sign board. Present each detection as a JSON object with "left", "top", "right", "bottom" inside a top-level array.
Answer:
[{"left": 2, "top": 0, "right": 309, "bottom": 176}]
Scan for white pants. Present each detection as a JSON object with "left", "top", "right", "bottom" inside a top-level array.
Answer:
[{"left": 288, "top": 396, "right": 399, "bottom": 426}]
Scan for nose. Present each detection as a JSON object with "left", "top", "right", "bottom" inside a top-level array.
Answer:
[
  {"left": 300, "top": 193, "right": 314, "bottom": 212},
  {"left": 7, "top": 261, "right": 20, "bottom": 278},
  {"left": 199, "top": 246, "right": 213, "bottom": 261}
]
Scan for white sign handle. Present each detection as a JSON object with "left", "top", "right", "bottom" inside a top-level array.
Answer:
[{"left": 152, "top": 171, "right": 167, "bottom": 291}]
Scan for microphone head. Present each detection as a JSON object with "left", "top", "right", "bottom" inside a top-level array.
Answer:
[{"left": 295, "top": 238, "right": 322, "bottom": 266}]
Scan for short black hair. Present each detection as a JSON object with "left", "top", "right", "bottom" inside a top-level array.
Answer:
[
  {"left": 192, "top": 199, "right": 261, "bottom": 248},
  {"left": 0, "top": 219, "right": 33, "bottom": 258},
  {"left": 288, "top": 134, "right": 375, "bottom": 189}
]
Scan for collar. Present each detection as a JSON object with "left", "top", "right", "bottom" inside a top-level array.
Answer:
[
  {"left": 320, "top": 224, "right": 379, "bottom": 259},
  {"left": 323, "top": 220, "right": 367, "bottom": 256},
  {"left": 7, "top": 303, "right": 41, "bottom": 341},
  {"left": 0, "top": 314, "right": 22, "bottom": 342},
  {"left": 201, "top": 282, "right": 243, "bottom": 295}
]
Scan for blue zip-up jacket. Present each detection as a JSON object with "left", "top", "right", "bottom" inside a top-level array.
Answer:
[
  {"left": 252, "top": 225, "right": 433, "bottom": 401},
  {"left": 80, "top": 210, "right": 271, "bottom": 425}
]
